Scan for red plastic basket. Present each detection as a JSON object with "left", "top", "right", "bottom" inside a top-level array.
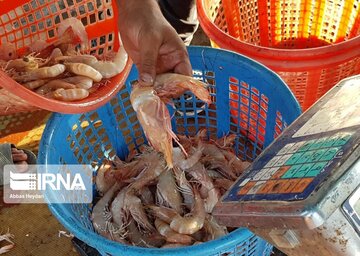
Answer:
[
  {"left": 197, "top": 0, "right": 360, "bottom": 110},
  {"left": 0, "top": 0, "right": 132, "bottom": 116}
]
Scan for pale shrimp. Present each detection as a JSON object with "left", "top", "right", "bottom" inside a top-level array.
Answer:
[
  {"left": 221, "top": 149, "right": 251, "bottom": 176},
  {"left": 154, "top": 219, "right": 194, "bottom": 245},
  {"left": 156, "top": 169, "right": 183, "bottom": 214},
  {"left": 0, "top": 42, "right": 17, "bottom": 60},
  {"left": 55, "top": 55, "right": 98, "bottom": 65},
  {"left": 139, "top": 186, "right": 155, "bottom": 205},
  {"left": 130, "top": 83, "right": 185, "bottom": 168},
  {"left": 172, "top": 167, "right": 194, "bottom": 209},
  {"left": 0, "top": 231, "right": 14, "bottom": 254},
  {"left": 214, "top": 133, "right": 237, "bottom": 149},
  {"left": 13, "top": 64, "right": 65, "bottom": 82},
  {"left": 36, "top": 80, "right": 76, "bottom": 95},
  {"left": 52, "top": 88, "right": 89, "bottom": 101},
  {"left": 57, "top": 17, "right": 88, "bottom": 50},
  {"left": 127, "top": 219, "right": 166, "bottom": 248},
  {"left": 127, "top": 151, "right": 165, "bottom": 191},
  {"left": 89, "top": 45, "right": 128, "bottom": 78},
  {"left": 177, "top": 134, "right": 193, "bottom": 153},
  {"left": 6, "top": 55, "right": 40, "bottom": 72},
  {"left": 124, "top": 190, "right": 155, "bottom": 232},
  {"left": 170, "top": 187, "right": 206, "bottom": 235},
  {"left": 145, "top": 205, "right": 177, "bottom": 224},
  {"left": 203, "top": 215, "right": 228, "bottom": 241},
  {"left": 95, "top": 160, "right": 116, "bottom": 195},
  {"left": 153, "top": 73, "right": 211, "bottom": 105},
  {"left": 213, "top": 178, "right": 234, "bottom": 191},
  {"left": 92, "top": 183, "right": 126, "bottom": 240},
  {"left": 173, "top": 142, "right": 204, "bottom": 170},
  {"left": 23, "top": 80, "right": 48, "bottom": 90},
  {"left": 65, "top": 63, "right": 102, "bottom": 82},
  {"left": 187, "top": 163, "right": 220, "bottom": 214},
  {"left": 191, "top": 228, "right": 206, "bottom": 242},
  {"left": 201, "top": 144, "right": 237, "bottom": 180},
  {"left": 110, "top": 187, "right": 127, "bottom": 230},
  {"left": 61, "top": 76, "right": 93, "bottom": 89}
]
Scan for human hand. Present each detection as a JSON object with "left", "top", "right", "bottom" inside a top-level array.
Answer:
[{"left": 117, "top": 0, "right": 192, "bottom": 86}]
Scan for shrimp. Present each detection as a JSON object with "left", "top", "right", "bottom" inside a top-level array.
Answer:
[
  {"left": 201, "top": 143, "right": 237, "bottom": 180},
  {"left": 127, "top": 151, "right": 165, "bottom": 191},
  {"left": 145, "top": 205, "right": 177, "bottom": 224},
  {"left": 139, "top": 186, "right": 155, "bottom": 205},
  {"left": 130, "top": 84, "right": 184, "bottom": 168},
  {"left": 23, "top": 80, "right": 48, "bottom": 90},
  {"left": 52, "top": 88, "right": 89, "bottom": 101},
  {"left": 153, "top": 73, "right": 211, "bottom": 105},
  {"left": 173, "top": 142, "right": 204, "bottom": 170},
  {"left": 221, "top": 149, "right": 251, "bottom": 176},
  {"left": 124, "top": 190, "right": 155, "bottom": 232},
  {"left": 92, "top": 183, "right": 127, "bottom": 242},
  {"left": 0, "top": 42, "right": 17, "bottom": 60},
  {"left": 203, "top": 215, "right": 228, "bottom": 241},
  {"left": 95, "top": 160, "right": 116, "bottom": 195},
  {"left": 36, "top": 80, "right": 76, "bottom": 95},
  {"left": 65, "top": 63, "right": 102, "bottom": 82},
  {"left": 214, "top": 133, "right": 237, "bottom": 149},
  {"left": 187, "top": 163, "right": 220, "bottom": 213},
  {"left": 55, "top": 55, "right": 98, "bottom": 65},
  {"left": 57, "top": 17, "right": 88, "bottom": 50},
  {"left": 154, "top": 219, "right": 194, "bottom": 245},
  {"left": 6, "top": 55, "right": 40, "bottom": 72},
  {"left": 89, "top": 45, "right": 128, "bottom": 78},
  {"left": 213, "top": 178, "right": 234, "bottom": 191},
  {"left": 61, "top": 76, "right": 93, "bottom": 89},
  {"left": 127, "top": 219, "right": 166, "bottom": 248},
  {"left": 13, "top": 64, "right": 65, "bottom": 82},
  {"left": 156, "top": 169, "right": 183, "bottom": 214},
  {"left": 0, "top": 231, "right": 14, "bottom": 254},
  {"left": 170, "top": 187, "right": 206, "bottom": 235},
  {"left": 172, "top": 167, "right": 194, "bottom": 209},
  {"left": 110, "top": 188, "right": 127, "bottom": 230}
]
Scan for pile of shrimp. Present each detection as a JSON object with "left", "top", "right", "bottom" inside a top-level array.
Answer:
[
  {"left": 92, "top": 130, "right": 251, "bottom": 248},
  {"left": 0, "top": 18, "right": 127, "bottom": 102}
]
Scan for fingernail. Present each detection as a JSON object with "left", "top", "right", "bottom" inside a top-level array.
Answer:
[{"left": 139, "top": 73, "right": 154, "bottom": 86}]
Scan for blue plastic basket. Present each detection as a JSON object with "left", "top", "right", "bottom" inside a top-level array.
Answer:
[{"left": 38, "top": 46, "right": 301, "bottom": 256}]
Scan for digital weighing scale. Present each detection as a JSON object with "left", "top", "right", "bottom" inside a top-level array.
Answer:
[{"left": 213, "top": 75, "right": 360, "bottom": 256}]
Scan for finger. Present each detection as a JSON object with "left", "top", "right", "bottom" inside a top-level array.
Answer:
[
  {"left": 15, "top": 162, "right": 28, "bottom": 173},
  {"left": 174, "top": 58, "right": 192, "bottom": 77},
  {"left": 139, "top": 34, "right": 161, "bottom": 86},
  {"left": 12, "top": 153, "right": 28, "bottom": 162},
  {"left": 11, "top": 148, "right": 24, "bottom": 154}
]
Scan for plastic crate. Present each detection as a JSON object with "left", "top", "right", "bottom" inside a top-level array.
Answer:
[
  {"left": 0, "top": 0, "right": 132, "bottom": 115},
  {"left": 38, "top": 46, "right": 301, "bottom": 256},
  {"left": 197, "top": 0, "right": 360, "bottom": 110}
]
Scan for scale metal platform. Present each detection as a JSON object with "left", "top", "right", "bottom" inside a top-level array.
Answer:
[{"left": 213, "top": 75, "right": 360, "bottom": 256}]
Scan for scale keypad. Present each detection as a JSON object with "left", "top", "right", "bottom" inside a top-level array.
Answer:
[{"left": 235, "top": 132, "right": 353, "bottom": 199}]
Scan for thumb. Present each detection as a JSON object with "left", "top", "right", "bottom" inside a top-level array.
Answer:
[{"left": 139, "top": 36, "right": 160, "bottom": 86}]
